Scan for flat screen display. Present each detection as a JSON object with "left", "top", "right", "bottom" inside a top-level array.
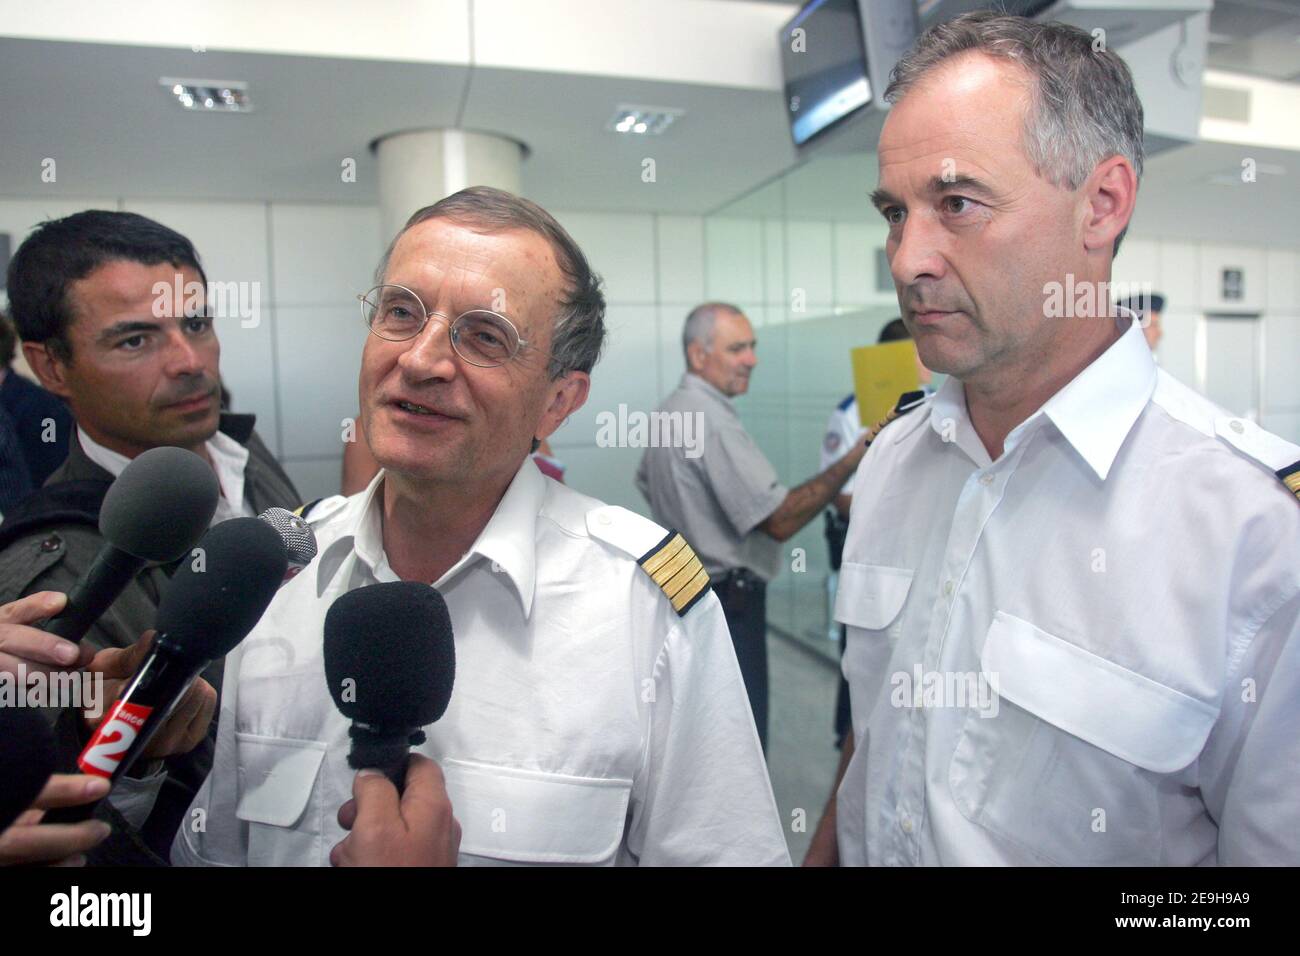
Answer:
[{"left": 781, "top": 0, "right": 872, "bottom": 147}]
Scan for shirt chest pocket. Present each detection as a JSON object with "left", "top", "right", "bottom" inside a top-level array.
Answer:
[
  {"left": 235, "top": 733, "right": 329, "bottom": 867},
  {"left": 949, "top": 611, "right": 1220, "bottom": 865},
  {"left": 836, "top": 563, "right": 913, "bottom": 726},
  {"left": 442, "top": 758, "right": 632, "bottom": 866}
]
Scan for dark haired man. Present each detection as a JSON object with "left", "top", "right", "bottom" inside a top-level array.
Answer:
[
  {"left": 0, "top": 310, "right": 72, "bottom": 488},
  {"left": 0, "top": 210, "right": 300, "bottom": 863}
]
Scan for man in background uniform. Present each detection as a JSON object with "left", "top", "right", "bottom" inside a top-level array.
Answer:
[
  {"left": 637, "top": 302, "right": 876, "bottom": 752},
  {"left": 0, "top": 210, "right": 300, "bottom": 863}
]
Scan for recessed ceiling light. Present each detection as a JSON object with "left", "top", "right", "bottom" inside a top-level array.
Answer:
[
  {"left": 606, "top": 105, "right": 683, "bottom": 136},
  {"left": 161, "top": 77, "right": 253, "bottom": 113}
]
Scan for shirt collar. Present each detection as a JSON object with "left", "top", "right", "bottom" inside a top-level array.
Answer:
[
  {"left": 78, "top": 425, "right": 251, "bottom": 513},
  {"left": 317, "top": 456, "right": 545, "bottom": 617},
  {"left": 681, "top": 372, "right": 734, "bottom": 409},
  {"left": 929, "top": 313, "right": 1156, "bottom": 480}
]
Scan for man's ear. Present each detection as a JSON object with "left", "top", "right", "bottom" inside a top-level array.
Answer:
[
  {"left": 1081, "top": 154, "right": 1138, "bottom": 256},
  {"left": 534, "top": 371, "right": 590, "bottom": 443},
  {"left": 686, "top": 341, "right": 705, "bottom": 373},
  {"left": 21, "top": 341, "right": 73, "bottom": 399}
]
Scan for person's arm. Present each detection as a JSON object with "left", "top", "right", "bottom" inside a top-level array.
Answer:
[
  {"left": 1206, "top": 591, "right": 1300, "bottom": 864},
  {"left": 0, "top": 774, "right": 112, "bottom": 866},
  {"left": 803, "top": 731, "right": 853, "bottom": 867},
  {"left": 758, "top": 441, "right": 867, "bottom": 543},
  {"left": 625, "top": 594, "right": 791, "bottom": 866},
  {"left": 833, "top": 493, "right": 853, "bottom": 521},
  {"left": 329, "top": 756, "right": 461, "bottom": 867}
]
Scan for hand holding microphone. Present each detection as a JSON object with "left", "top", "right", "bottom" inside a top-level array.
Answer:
[
  {"left": 323, "top": 581, "right": 459, "bottom": 865},
  {"left": 0, "top": 703, "right": 110, "bottom": 866},
  {"left": 330, "top": 755, "right": 461, "bottom": 867},
  {"left": 74, "top": 516, "right": 287, "bottom": 784}
]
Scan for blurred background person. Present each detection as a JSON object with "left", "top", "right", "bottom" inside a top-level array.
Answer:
[{"left": 0, "top": 311, "right": 72, "bottom": 488}]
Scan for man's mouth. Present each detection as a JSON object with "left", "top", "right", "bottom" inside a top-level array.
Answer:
[
  {"left": 166, "top": 390, "right": 215, "bottom": 411},
  {"left": 391, "top": 398, "right": 460, "bottom": 420}
]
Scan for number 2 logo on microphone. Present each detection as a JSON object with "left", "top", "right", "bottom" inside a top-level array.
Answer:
[{"left": 79, "top": 700, "right": 154, "bottom": 777}]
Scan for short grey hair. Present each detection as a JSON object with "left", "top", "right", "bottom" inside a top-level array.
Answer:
[
  {"left": 886, "top": 11, "right": 1144, "bottom": 255},
  {"left": 682, "top": 301, "right": 741, "bottom": 360},
  {"left": 375, "top": 186, "right": 606, "bottom": 379}
]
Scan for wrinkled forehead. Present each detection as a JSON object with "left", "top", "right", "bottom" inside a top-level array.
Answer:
[
  {"left": 877, "top": 53, "right": 1033, "bottom": 183},
  {"left": 383, "top": 218, "right": 566, "bottom": 328}
]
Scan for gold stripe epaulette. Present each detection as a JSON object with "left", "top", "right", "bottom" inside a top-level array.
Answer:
[
  {"left": 638, "top": 530, "right": 712, "bottom": 616},
  {"left": 1278, "top": 462, "right": 1300, "bottom": 505}
]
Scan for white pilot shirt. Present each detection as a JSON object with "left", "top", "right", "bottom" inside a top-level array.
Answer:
[
  {"left": 821, "top": 395, "right": 868, "bottom": 497},
  {"left": 173, "top": 457, "right": 790, "bottom": 867},
  {"left": 835, "top": 316, "right": 1300, "bottom": 866}
]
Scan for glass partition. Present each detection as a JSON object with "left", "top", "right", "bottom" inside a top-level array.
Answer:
[{"left": 704, "top": 150, "right": 907, "bottom": 657}]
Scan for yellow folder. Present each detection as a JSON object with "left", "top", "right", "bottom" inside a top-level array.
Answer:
[{"left": 850, "top": 340, "right": 920, "bottom": 428}]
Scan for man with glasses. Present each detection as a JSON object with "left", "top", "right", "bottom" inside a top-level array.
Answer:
[
  {"left": 174, "top": 187, "right": 790, "bottom": 867},
  {"left": 0, "top": 210, "right": 301, "bottom": 864}
]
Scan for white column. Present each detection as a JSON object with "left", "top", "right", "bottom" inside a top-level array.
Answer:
[{"left": 374, "top": 129, "right": 524, "bottom": 243}]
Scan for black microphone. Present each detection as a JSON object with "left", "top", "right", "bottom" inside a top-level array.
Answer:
[
  {"left": 42, "top": 446, "right": 219, "bottom": 643},
  {"left": 0, "top": 703, "right": 57, "bottom": 832},
  {"left": 73, "top": 516, "right": 287, "bottom": 785},
  {"left": 323, "top": 582, "right": 455, "bottom": 791}
]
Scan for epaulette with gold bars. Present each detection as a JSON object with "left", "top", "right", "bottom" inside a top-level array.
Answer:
[
  {"left": 637, "top": 530, "right": 712, "bottom": 616},
  {"left": 863, "top": 390, "right": 928, "bottom": 447}
]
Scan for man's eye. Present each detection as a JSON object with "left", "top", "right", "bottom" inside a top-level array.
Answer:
[
  {"left": 185, "top": 317, "right": 213, "bottom": 334},
  {"left": 942, "top": 196, "right": 973, "bottom": 214},
  {"left": 118, "top": 335, "right": 147, "bottom": 350},
  {"left": 883, "top": 206, "right": 905, "bottom": 225}
]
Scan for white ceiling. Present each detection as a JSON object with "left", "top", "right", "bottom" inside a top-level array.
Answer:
[{"left": 0, "top": 35, "right": 798, "bottom": 214}]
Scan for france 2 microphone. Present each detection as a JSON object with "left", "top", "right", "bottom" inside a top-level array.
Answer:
[
  {"left": 75, "top": 516, "right": 287, "bottom": 783},
  {"left": 323, "top": 581, "right": 456, "bottom": 791}
]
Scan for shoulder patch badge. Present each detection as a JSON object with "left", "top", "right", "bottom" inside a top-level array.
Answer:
[
  {"left": 637, "top": 529, "right": 711, "bottom": 616},
  {"left": 1278, "top": 461, "right": 1300, "bottom": 505}
]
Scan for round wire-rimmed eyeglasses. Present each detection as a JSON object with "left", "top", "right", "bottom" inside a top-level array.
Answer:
[{"left": 357, "top": 283, "right": 529, "bottom": 368}]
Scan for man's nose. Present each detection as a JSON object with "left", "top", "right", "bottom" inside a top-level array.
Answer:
[
  {"left": 163, "top": 328, "right": 206, "bottom": 377},
  {"left": 397, "top": 314, "right": 459, "bottom": 381},
  {"left": 889, "top": 215, "right": 948, "bottom": 288}
]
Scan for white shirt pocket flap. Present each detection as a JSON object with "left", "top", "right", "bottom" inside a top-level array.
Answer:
[
  {"left": 835, "top": 562, "right": 914, "bottom": 629},
  {"left": 981, "top": 611, "right": 1220, "bottom": 773},
  {"left": 443, "top": 758, "right": 632, "bottom": 864},
  {"left": 234, "top": 733, "right": 328, "bottom": 828}
]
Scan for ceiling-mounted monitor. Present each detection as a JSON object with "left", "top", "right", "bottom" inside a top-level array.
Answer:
[{"left": 780, "top": 0, "right": 919, "bottom": 148}]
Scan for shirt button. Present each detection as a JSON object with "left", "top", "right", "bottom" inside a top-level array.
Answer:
[
  {"left": 1229, "top": 420, "right": 1245, "bottom": 434},
  {"left": 900, "top": 816, "right": 913, "bottom": 834},
  {"left": 943, "top": 580, "right": 954, "bottom": 597},
  {"left": 40, "top": 534, "right": 62, "bottom": 553},
  {"left": 598, "top": 513, "right": 612, "bottom": 525},
  {"left": 979, "top": 473, "right": 993, "bottom": 486}
]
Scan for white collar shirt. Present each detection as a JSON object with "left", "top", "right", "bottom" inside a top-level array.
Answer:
[
  {"left": 835, "top": 317, "right": 1300, "bottom": 865},
  {"left": 173, "top": 457, "right": 790, "bottom": 867},
  {"left": 78, "top": 425, "right": 254, "bottom": 524}
]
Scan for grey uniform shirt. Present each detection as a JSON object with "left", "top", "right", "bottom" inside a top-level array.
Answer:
[{"left": 636, "top": 373, "right": 787, "bottom": 581}]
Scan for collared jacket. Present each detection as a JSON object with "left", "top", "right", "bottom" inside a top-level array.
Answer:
[{"left": 0, "top": 413, "right": 300, "bottom": 864}]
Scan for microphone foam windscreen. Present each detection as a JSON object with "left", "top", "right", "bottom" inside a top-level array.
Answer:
[
  {"left": 99, "top": 446, "right": 220, "bottom": 562},
  {"left": 0, "top": 703, "right": 57, "bottom": 832},
  {"left": 323, "top": 582, "right": 455, "bottom": 729},
  {"left": 155, "top": 516, "right": 288, "bottom": 660}
]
